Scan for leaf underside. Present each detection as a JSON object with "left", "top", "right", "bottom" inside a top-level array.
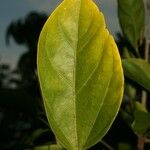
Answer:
[{"left": 37, "top": 0, "right": 124, "bottom": 149}]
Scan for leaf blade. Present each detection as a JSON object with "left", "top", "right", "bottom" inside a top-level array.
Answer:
[
  {"left": 123, "top": 58, "right": 150, "bottom": 91},
  {"left": 37, "top": 0, "right": 124, "bottom": 149},
  {"left": 118, "top": 0, "right": 145, "bottom": 50},
  {"left": 132, "top": 111, "right": 150, "bottom": 135}
]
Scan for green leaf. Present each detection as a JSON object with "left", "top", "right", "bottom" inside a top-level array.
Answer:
[
  {"left": 118, "top": 143, "right": 134, "bottom": 150},
  {"left": 123, "top": 58, "right": 150, "bottom": 91},
  {"left": 132, "top": 111, "right": 150, "bottom": 135},
  {"left": 37, "top": 0, "right": 124, "bottom": 149},
  {"left": 135, "top": 102, "right": 147, "bottom": 113},
  {"left": 24, "top": 128, "right": 49, "bottom": 145},
  {"left": 34, "top": 145, "right": 65, "bottom": 150},
  {"left": 118, "top": 0, "right": 145, "bottom": 50},
  {"left": 125, "top": 83, "right": 136, "bottom": 100}
]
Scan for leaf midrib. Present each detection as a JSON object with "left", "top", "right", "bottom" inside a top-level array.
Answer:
[{"left": 74, "top": 0, "right": 82, "bottom": 149}]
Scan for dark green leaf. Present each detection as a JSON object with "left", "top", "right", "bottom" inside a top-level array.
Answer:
[
  {"left": 118, "top": 143, "right": 134, "bottom": 150},
  {"left": 118, "top": 0, "right": 145, "bottom": 50},
  {"left": 132, "top": 111, "right": 150, "bottom": 135}
]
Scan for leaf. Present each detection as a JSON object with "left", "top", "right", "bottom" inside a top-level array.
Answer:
[
  {"left": 125, "top": 83, "right": 136, "bottom": 100},
  {"left": 132, "top": 111, "right": 150, "bottom": 135},
  {"left": 135, "top": 102, "right": 147, "bottom": 113},
  {"left": 24, "top": 128, "right": 49, "bottom": 145},
  {"left": 123, "top": 58, "right": 150, "bottom": 91},
  {"left": 118, "top": 143, "right": 134, "bottom": 150},
  {"left": 37, "top": 0, "right": 124, "bottom": 149},
  {"left": 118, "top": 0, "right": 145, "bottom": 50},
  {"left": 120, "top": 110, "right": 133, "bottom": 125},
  {"left": 34, "top": 145, "right": 65, "bottom": 150}
]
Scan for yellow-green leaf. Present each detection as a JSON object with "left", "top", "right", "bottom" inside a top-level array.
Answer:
[{"left": 37, "top": 0, "right": 124, "bottom": 149}]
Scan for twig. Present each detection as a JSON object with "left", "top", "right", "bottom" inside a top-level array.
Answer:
[
  {"left": 100, "top": 140, "right": 114, "bottom": 150},
  {"left": 137, "top": 136, "right": 145, "bottom": 150},
  {"left": 141, "top": 90, "right": 147, "bottom": 108},
  {"left": 144, "top": 39, "right": 150, "bottom": 61}
]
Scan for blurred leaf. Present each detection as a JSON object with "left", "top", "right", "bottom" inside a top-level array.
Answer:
[
  {"left": 132, "top": 111, "right": 150, "bottom": 135},
  {"left": 123, "top": 58, "right": 150, "bottom": 91},
  {"left": 135, "top": 102, "right": 147, "bottom": 113},
  {"left": 125, "top": 83, "right": 136, "bottom": 100},
  {"left": 120, "top": 109, "right": 134, "bottom": 125},
  {"left": 34, "top": 144, "right": 65, "bottom": 150},
  {"left": 118, "top": 142, "right": 134, "bottom": 150},
  {"left": 118, "top": 0, "right": 145, "bottom": 51},
  {"left": 24, "top": 128, "right": 49, "bottom": 145},
  {"left": 37, "top": 0, "right": 124, "bottom": 149},
  {"left": 123, "top": 48, "right": 131, "bottom": 58}
]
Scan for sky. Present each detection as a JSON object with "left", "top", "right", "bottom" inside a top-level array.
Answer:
[{"left": 0, "top": 0, "right": 121, "bottom": 69}]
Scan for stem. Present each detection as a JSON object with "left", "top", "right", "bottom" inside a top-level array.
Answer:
[
  {"left": 141, "top": 91, "right": 147, "bottom": 108},
  {"left": 144, "top": 39, "right": 150, "bottom": 61},
  {"left": 137, "top": 136, "right": 145, "bottom": 150},
  {"left": 100, "top": 140, "right": 114, "bottom": 150}
]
